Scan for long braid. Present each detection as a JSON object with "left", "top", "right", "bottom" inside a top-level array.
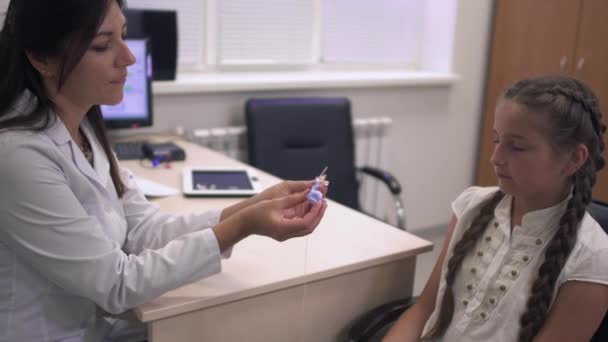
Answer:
[
  {"left": 422, "top": 191, "right": 505, "bottom": 340},
  {"left": 517, "top": 171, "right": 590, "bottom": 341},
  {"left": 514, "top": 77, "right": 605, "bottom": 341}
]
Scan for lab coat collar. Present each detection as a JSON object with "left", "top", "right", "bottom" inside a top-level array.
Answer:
[
  {"left": 81, "top": 118, "right": 110, "bottom": 187},
  {"left": 9, "top": 90, "right": 112, "bottom": 191},
  {"left": 46, "top": 110, "right": 111, "bottom": 190},
  {"left": 45, "top": 111, "right": 72, "bottom": 145}
]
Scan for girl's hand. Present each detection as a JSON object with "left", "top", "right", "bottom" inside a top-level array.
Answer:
[{"left": 241, "top": 191, "right": 328, "bottom": 241}]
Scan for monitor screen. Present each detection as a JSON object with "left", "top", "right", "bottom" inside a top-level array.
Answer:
[{"left": 101, "top": 38, "right": 153, "bottom": 129}]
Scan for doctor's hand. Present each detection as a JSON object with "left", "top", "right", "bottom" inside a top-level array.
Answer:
[
  {"left": 243, "top": 191, "right": 327, "bottom": 241},
  {"left": 258, "top": 180, "right": 329, "bottom": 218},
  {"left": 219, "top": 180, "right": 328, "bottom": 223},
  {"left": 213, "top": 191, "right": 328, "bottom": 252},
  {"left": 258, "top": 180, "right": 328, "bottom": 202}
]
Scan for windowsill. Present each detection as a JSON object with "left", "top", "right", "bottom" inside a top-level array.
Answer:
[{"left": 152, "top": 70, "right": 460, "bottom": 94}]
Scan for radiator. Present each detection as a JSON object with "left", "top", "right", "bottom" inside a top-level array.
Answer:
[{"left": 183, "top": 117, "right": 394, "bottom": 222}]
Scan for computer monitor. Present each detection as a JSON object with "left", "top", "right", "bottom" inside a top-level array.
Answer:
[
  {"left": 101, "top": 38, "right": 153, "bottom": 129},
  {"left": 125, "top": 9, "right": 178, "bottom": 81}
]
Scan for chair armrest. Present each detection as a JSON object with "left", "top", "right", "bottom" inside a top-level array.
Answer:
[
  {"left": 348, "top": 297, "right": 416, "bottom": 342},
  {"left": 358, "top": 166, "right": 401, "bottom": 195}
]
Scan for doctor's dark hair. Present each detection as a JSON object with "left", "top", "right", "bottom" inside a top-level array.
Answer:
[
  {"left": 422, "top": 75, "right": 606, "bottom": 342},
  {"left": 0, "top": 0, "right": 127, "bottom": 197}
]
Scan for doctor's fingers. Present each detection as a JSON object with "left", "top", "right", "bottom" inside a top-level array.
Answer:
[
  {"left": 318, "top": 183, "right": 328, "bottom": 196},
  {"left": 283, "top": 201, "right": 327, "bottom": 238},
  {"left": 284, "top": 197, "right": 322, "bottom": 219},
  {"left": 276, "top": 191, "right": 309, "bottom": 209},
  {"left": 283, "top": 180, "right": 316, "bottom": 193},
  {"left": 309, "top": 200, "right": 327, "bottom": 227},
  {"left": 302, "top": 200, "right": 326, "bottom": 223}
]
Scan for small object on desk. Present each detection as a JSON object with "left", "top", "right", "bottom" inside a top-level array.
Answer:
[
  {"left": 142, "top": 142, "right": 186, "bottom": 161},
  {"left": 181, "top": 167, "right": 262, "bottom": 197},
  {"left": 132, "top": 175, "right": 179, "bottom": 197},
  {"left": 112, "top": 141, "right": 146, "bottom": 160},
  {"left": 307, "top": 166, "right": 329, "bottom": 204}
]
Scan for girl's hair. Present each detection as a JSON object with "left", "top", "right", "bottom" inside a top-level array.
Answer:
[
  {"left": 422, "top": 75, "right": 606, "bottom": 342},
  {"left": 0, "top": 0, "right": 127, "bottom": 197}
]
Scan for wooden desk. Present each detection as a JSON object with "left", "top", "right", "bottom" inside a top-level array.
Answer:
[{"left": 123, "top": 140, "right": 433, "bottom": 342}]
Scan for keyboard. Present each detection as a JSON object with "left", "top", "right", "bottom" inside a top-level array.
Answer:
[{"left": 112, "top": 141, "right": 146, "bottom": 160}]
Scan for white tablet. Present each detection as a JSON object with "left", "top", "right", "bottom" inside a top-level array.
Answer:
[{"left": 182, "top": 167, "right": 263, "bottom": 197}]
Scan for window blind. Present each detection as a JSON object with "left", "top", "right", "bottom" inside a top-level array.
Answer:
[
  {"left": 322, "top": 0, "right": 422, "bottom": 66},
  {"left": 218, "top": 0, "right": 314, "bottom": 65}
]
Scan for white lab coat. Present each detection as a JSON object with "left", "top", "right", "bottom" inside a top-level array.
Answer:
[{"left": 0, "top": 103, "right": 226, "bottom": 341}]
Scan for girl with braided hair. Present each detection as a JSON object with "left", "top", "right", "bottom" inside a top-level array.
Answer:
[{"left": 385, "top": 75, "right": 608, "bottom": 342}]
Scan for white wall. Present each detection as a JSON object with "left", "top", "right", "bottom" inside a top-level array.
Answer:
[
  {"left": 444, "top": 0, "right": 495, "bottom": 220},
  {"left": 117, "top": 0, "right": 494, "bottom": 232}
]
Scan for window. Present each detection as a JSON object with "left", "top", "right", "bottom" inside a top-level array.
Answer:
[
  {"left": 322, "top": 0, "right": 423, "bottom": 66},
  {"left": 211, "top": 0, "right": 456, "bottom": 72},
  {"left": 129, "top": 0, "right": 446, "bottom": 71},
  {"left": 215, "top": 0, "right": 425, "bottom": 67},
  {"left": 218, "top": 0, "right": 314, "bottom": 65},
  {"left": 0, "top": 0, "right": 457, "bottom": 76}
]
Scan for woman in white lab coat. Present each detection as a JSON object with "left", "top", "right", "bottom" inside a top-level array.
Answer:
[{"left": 0, "top": 1, "right": 327, "bottom": 341}]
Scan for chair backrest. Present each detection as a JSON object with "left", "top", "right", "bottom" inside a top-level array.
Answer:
[
  {"left": 245, "top": 97, "right": 360, "bottom": 210},
  {"left": 588, "top": 199, "right": 607, "bottom": 342},
  {"left": 588, "top": 199, "right": 608, "bottom": 233}
]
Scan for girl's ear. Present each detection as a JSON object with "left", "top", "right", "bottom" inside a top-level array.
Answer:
[
  {"left": 563, "top": 143, "right": 589, "bottom": 177},
  {"left": 25, "top": 51, "right": 57, "bottom": 79}
]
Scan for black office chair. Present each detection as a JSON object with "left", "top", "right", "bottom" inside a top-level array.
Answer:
[
  {"left": 348, "top": 199, "right": 608, "bottom": 342},
  {"left": 245, "top": 97, "right": 406, "bottom": 230}
]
